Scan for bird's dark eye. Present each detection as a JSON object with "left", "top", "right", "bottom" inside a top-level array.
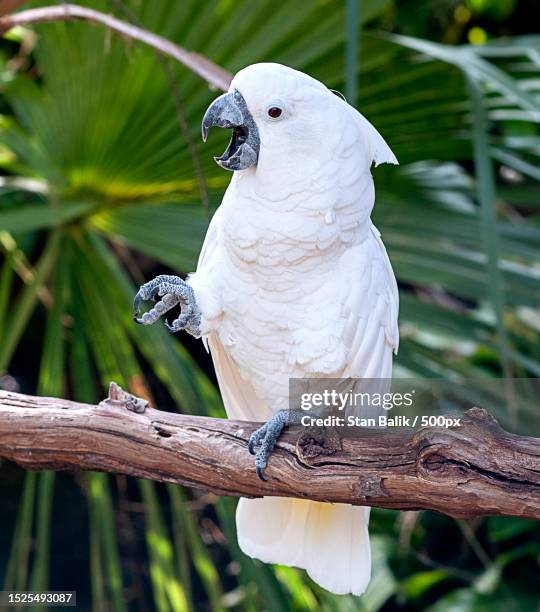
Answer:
[{"left": 267, "top": 106, "right": 282, "bottom": 118}]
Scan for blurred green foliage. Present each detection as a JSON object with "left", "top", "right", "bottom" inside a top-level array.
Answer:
[{"left": 0, "top": 0, "right": 539, "bottom": 610}]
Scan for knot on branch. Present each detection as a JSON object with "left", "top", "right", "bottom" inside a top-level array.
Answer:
[
  {"left": 410, "top": 409, "right": 505, "bottom": 482},
  {"left": 415, "top": 443, "right": 471, "bottom": 479},
  {"left": 463, "top": 406, "right": 501, "bottom": 428},
  {"left": 296, "top": 426, "right": 342, "bottom": 461},
  {"left": 352, "top": 476, "right": 388, "bottom": 499}
]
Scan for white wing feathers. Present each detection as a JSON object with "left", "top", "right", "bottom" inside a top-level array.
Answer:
[
  {"left": 341, "top": 224, "right": 399, "bottom": 381},
  {"left": 207, "top": 334, "right": 268, "bottom": 421}
]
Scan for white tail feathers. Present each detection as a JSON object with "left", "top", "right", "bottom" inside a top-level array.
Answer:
[{"left": 236, "top": 497, "right": 371, "bottom": 596}]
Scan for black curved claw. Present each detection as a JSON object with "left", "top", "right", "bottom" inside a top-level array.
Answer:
[
  {"left": 256, "top": 466, "right": 267, "bottom": 481},
  {"left": 133, "top": 292, "right": 143, "bottom": 321},
  {"left": 134, "top": 284, "right": 161, "bottom": 315}
]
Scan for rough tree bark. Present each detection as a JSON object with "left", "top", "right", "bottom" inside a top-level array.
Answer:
[{"left": 0, "top": 384, "right": 539, "bottom": 520}]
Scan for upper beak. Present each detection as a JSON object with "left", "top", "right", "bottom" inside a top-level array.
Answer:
[{"left": 201, "top": 90, "right": 260, "bottom": 171}]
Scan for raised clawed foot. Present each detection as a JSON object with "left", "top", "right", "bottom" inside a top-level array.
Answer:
[
  {"left": 133, "top": 274, "right": 201, "bottom": 337},
  {"left": 248, "top": 409, "right": 303, "bottom": 481}
]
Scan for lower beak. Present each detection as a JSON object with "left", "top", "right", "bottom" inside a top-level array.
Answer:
[{"left": 201, "top": 90, "right": 260, "bottom": 171}]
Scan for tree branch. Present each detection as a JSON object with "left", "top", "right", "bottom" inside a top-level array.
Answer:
[
  {"left": 1, "top": 384, "right": 539, "bottom": 520},
  {"left": 0, "top": 4, "right": 233, "bottom": 91}
]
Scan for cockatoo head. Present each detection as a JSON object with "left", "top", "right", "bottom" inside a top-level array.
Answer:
[
  {"left": 202, "top": 63, "right": 329, "bottom": 171},
  {"left": 201, "top": 63, "right": 396, "bottom": 195}
]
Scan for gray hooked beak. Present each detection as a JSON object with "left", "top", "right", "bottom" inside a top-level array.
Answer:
[{"left": 201, "top": 90, "right": 260, "bottom": 171}]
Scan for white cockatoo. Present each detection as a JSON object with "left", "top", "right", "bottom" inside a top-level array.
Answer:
[{"left": 134, "top": 62, "right": 399, "bottom": 596}]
